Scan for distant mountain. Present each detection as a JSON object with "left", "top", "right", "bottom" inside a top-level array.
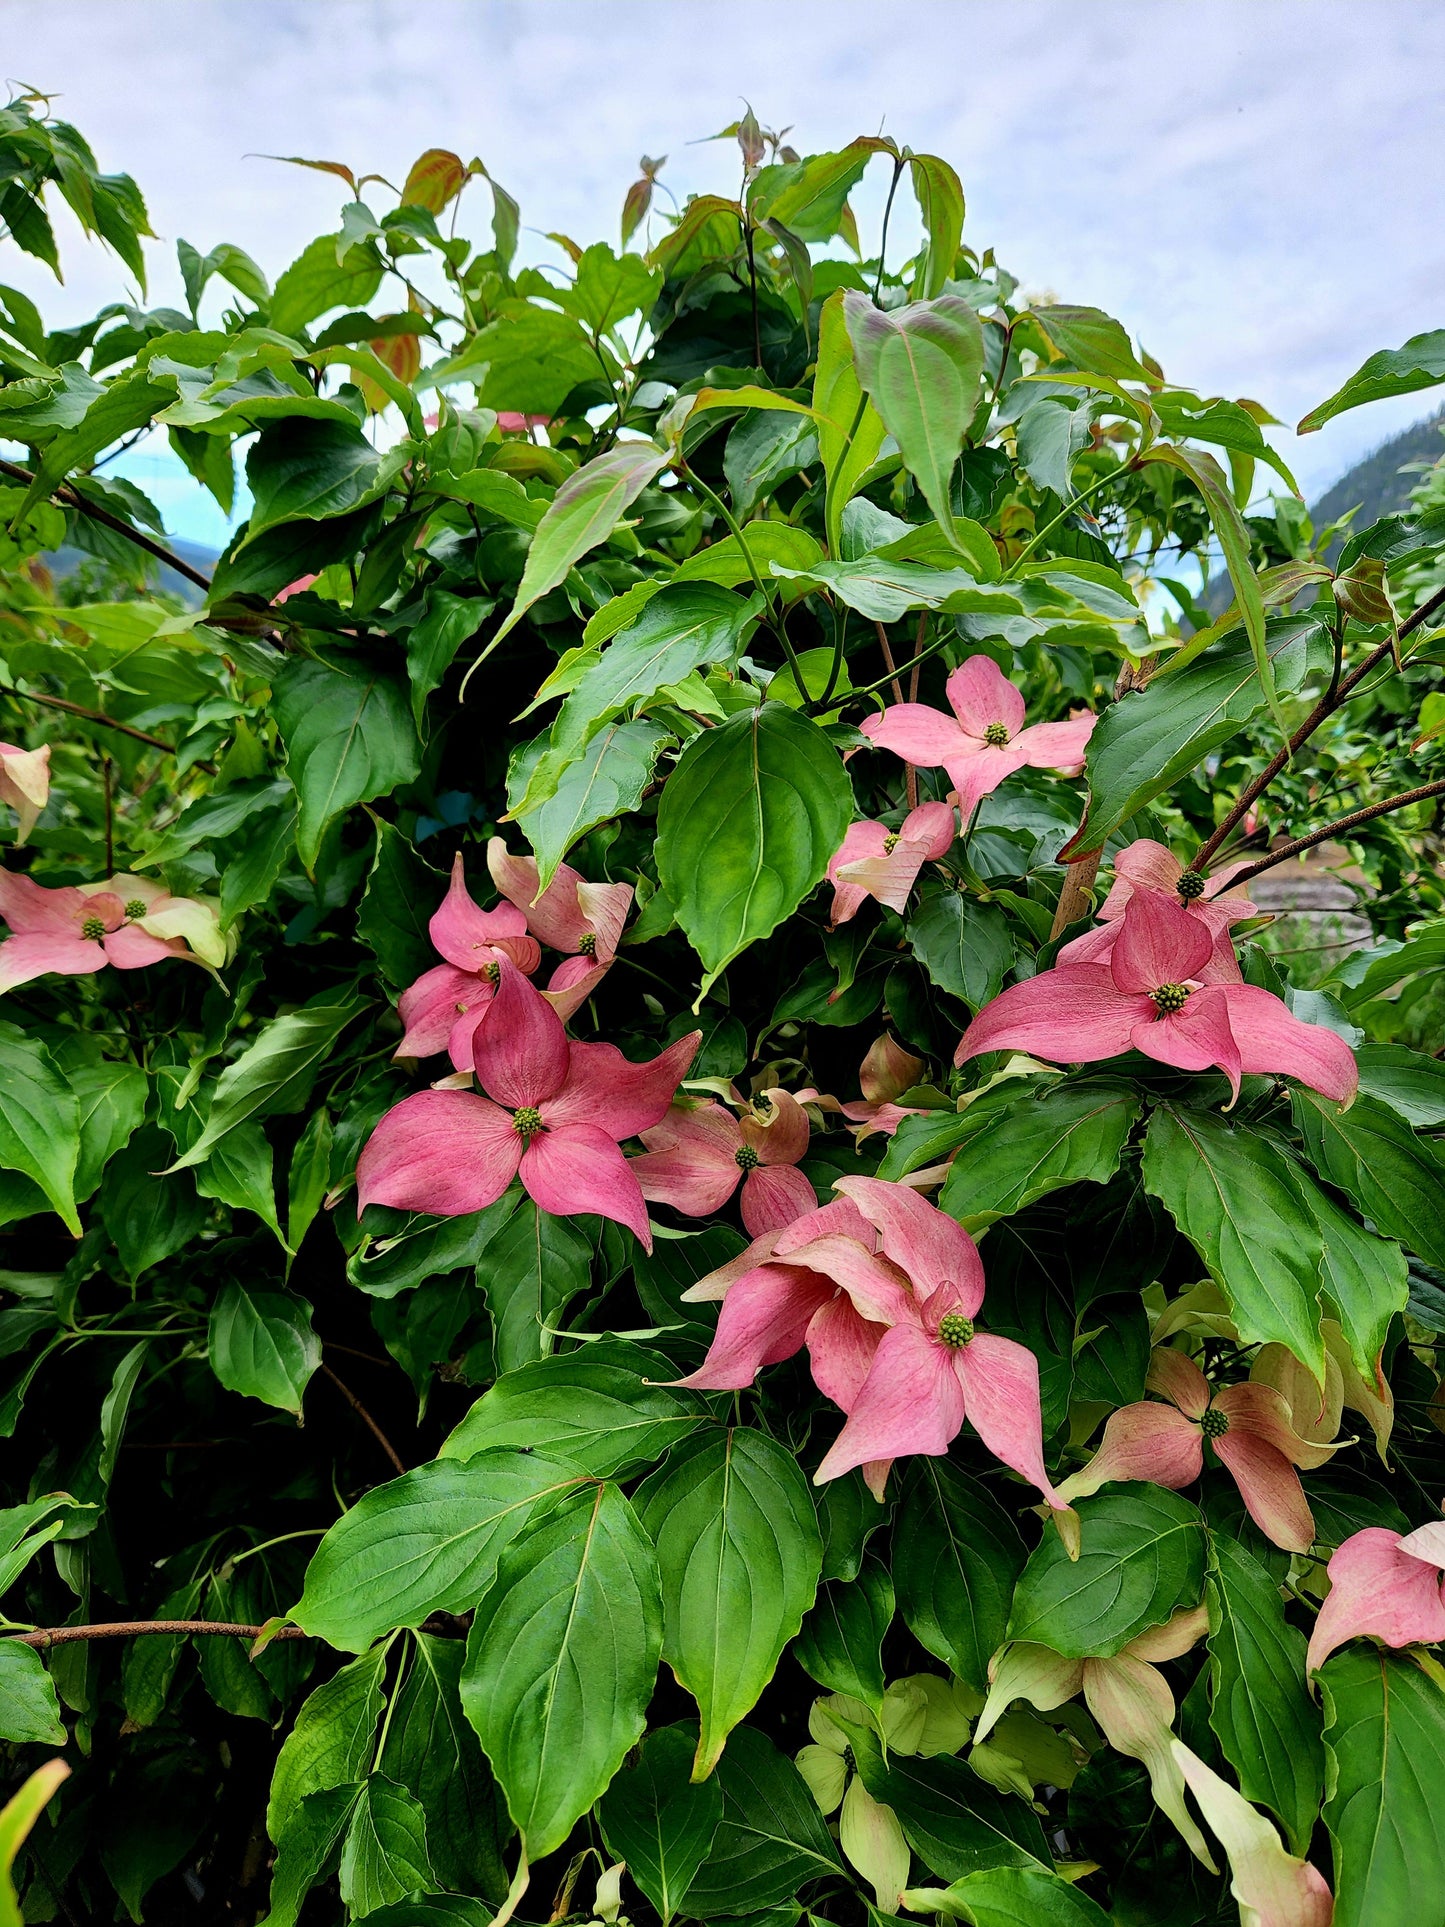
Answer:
[
  {"left": 1311, "top": 406, "right": 1444, "bottom": 538},
  {"left": 43, "top": 534, "right": 219, "bottom": 607}
]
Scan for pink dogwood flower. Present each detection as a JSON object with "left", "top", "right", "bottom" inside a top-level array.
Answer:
[
  {"left": 394, "top": 854, "right": 542, "bottom": 1062},
  {"left": 0, "top": 743, "right": 50, "bottom": 844},
  {"left": 957, "top": 888, "right": 1358, "bottom": 1105},
  {"left": 0, "top": 869, "right": 222, "bottom": 993},
  {"left": 827, "top": 801, "right": 955, "bottom": 927},
  {"left": 632, "top": 1088, "right": 816, "bottom": 1235},
  {"left": 1056, "top": 1349, "right": 1337, "bottom": 1553},
  {"left": 799, "top": 1034, "right": 930, "bottom": 1141},
  {"left": 358, "top": 960, "right": 698, "bottom": 1249},
  {"left": 488, "top": 838, "right": 633, "bottom": 1019},
  {"left": 859, "top": 655, "right": 1095, "bottom": 819},
  {"left": 1058, "top": 837, "right": 1259, "bottom": 968},
  {"left": 1305, "top": 1520, "right": 1445, "bottom": 1674}
]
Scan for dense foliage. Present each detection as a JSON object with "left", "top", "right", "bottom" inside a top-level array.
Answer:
[{"left": 2, "top": 89, "right": 1445, "bottom": 1927}]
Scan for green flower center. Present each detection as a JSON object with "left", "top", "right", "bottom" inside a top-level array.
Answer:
[
  {"left": 936, "top": 1312, "right": 975, "bottom": 1349},
  {"left": 1200, "top": 1406, "right": 1229, "bottom": 1440},
  {"left": 481, "top": 961, "right": 501, "bottom": 985},
  {"left": 735, "top": 1144, "right": 761, "bottom": 1172},
  {"left": 577, "top": 931, "right": 598, "bottom": 957},
  {"left": 983, "top": 722, "right": 1011, "bottom": 747},
  {"left": 1176, "top": 870, "right": 1206, "bottom": 902},
  {"left": 1150, "top": 982, "right": 1191, "bottom": 1015},
  {"left": 882, "top": 832, "right": 901, "bottom": 855},
  {"left": 124, "top": 899, "right": 147, "bottom": 920},
  {"left": 80, "top": 916, "right": 107, "bottom": 942},
  {"left": 512, "top": 1106, "right": 544, "bottom": 1139}
]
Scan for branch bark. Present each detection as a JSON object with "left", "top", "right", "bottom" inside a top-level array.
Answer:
[
  {"left": 5, "top": 1620, "right": 309, "bottom": 1650},
  {"left": 1226, "top": 775, "right": 1445, "bottom": 890}
]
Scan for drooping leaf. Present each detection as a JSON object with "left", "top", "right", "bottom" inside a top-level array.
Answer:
[
  {"left": 245, "top": 416, "right": 403, "bottom": 537},
  {"left": 908, "top": 153, "right": 966, "bottom": 300},
  {"left": 1354, "top": 1041, "right": 1445, "bottom": 1128},
  {"left": 337, "top": 1776, "right": 437, "bottom": 1916},
  {"left": 636, "top": 1427, "right": 823, "bottom": 1777},
  {"left": 357, "top": 820, "right": 447, "bottom": 990},
  {"left": 0, "top": 1643, "right": 65, "bottom": 1745},
  {"left": 1277, "top": 1155, "right": 1407, "bottom": 1382},
  {"left": 814, "top": 290, "right": 888, "bottom": 556},
  {"left": 911, "top": 1865, "right": 1111, "bottom": 1926},
  {"left": 1031, "top": 303, "right": 1150, "bottom": 384},
  {"left": 893, "top": 1459, "right": 1027, "bottom": 1693},
  {"left": 207, "top": 1283, "right": 320, "bottom": 1416},
  {"left": 273, "top": 655, "right": 422, "bottom": 870},
  {"left": 0, "top": 1024, "right": 81, "bottom": 1236},
  {"left": 906, "top": 893, "right": 1014, "bottom": 1009},
  {"left": 268, "top": 231, "right": 384, "bottom": 337},
  {"left": 851, "top": 1728, "right": 1050, "bottom": 1884},
  {"left": 598, "top": 1725, "right": 724, "bottom": 1925},
  {"left": 267, "top": 1646, "right": 388, "bottom": 1839},
  {"left": 1293, "top": 1087, "right": 1445, "bottom": 1271},
  {"left": 473, "top": 1196, "right": 594, "bottom": 1373}
]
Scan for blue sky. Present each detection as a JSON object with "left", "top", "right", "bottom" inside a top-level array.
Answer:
[{"left": 2, "top": 0, "right": 1442, "bottom": 547}]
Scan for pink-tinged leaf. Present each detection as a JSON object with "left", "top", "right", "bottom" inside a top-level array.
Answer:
[
  {"left": 1307, "top": 1526, "right": 1445, "bottom": 1673},
  {"left": 675, "top": 1264, "right": 834, "bottom": 1389},
  {"left": 520, "top": 1123, "right": 654, "bottom": 1246},
  {"left": 1109, "top": 889, "right": 1214, "bottom": 993},
  {"left": 1212, "top": 1431, "right": 1315, "bottom": 1553},
  {"left": 0, "top": 742, "right": 50, "bottom": 843},
  {"left": 429, "top": 853, "right": 532, "bottom": 969},
  {"left": 470, "top": 961, "right": 571, "bottom": 1108},
  {"left": 1171, "top": 1742, "right": 1334, "bottom": 1927},
  {"left": 805, "top": 1293, "right": 887, "bottom": 1412},
  {"left": 945, "top": 656, "right": 1025, "bottom": 739},
  {"left": 1147, "top": 1347, "right": 1212, "bottom": 1418},
  {"left": 1130, "top": 985, "right": 1242, "bottom": 1101},
  {"left": 1125, "top": 1603, "right": 1213, "bottom": 1664},
  {"left": 858, "top": 702, "right": 966, "bottom": 770},
  {"left": 956, "top": 1331, "right": 1062, "bottom": 1504},
  {"left": 740, "top": 1088, "right": 810, "bottom": 1167},
  {"left": 396, "top": 963, "right": 487, "bottom": 1059},
  {"left": 836, "top": 1174, "right": 986, "bottom": 1316},
  {"left": 956, "top": 964, "right": 1146, "bottom": 1067},
  {"left": 544, "top": 1029, "right": 699, "bottom": 1140},
  {"left": 356, "top": 1089, "right": 522, "bottom": 1215},
  {"left": 1056, "top": 1400, "right": 1204, "bottom": 1503},
  {"left": 1083, "top": 1655, "right": 1215, "bottom": 1868},
  {"left": 975, "top": 1643, "right": 1085, "bottom": 1742},
  {"left": 1015, "top": 711, "right": 1096, "bottom": 772},
  {"left": 741, "top": 1162, "right": 817, "bottom": 1236},
  {"left": 103, "top": 925, "right": 190, "bottom": 970},
  {"left": 1220, "top": 983, "right": 1359, "bottom": 1102},
  {"left": 633, "top": 1100, "right": 741, "bottom": 1217},
  {"left": 815, "top": 1322, "right": 966, "bottom": 1480},
  {"left": 0, "top": 931, "right": 107, "bottom": 992},
  {"left": 859, "top": 1034, "right": 926, "bottom": 1106}
]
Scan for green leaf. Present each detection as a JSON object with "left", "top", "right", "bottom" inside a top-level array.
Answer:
[
  {"left": 484, "top": 442, "right": 668, "bottom": 655},
  {"left": 1355, "top": 1042, "right": 1445, "bottom": 1127},
  {"left": 1293, "top": 1087, "right": 1445, "bottom": 1271},
  {"left": 775, "top": 556, "right": 1012, "bottom": 624},
  {"left": 934, "top": 1080, "right": 1141, "bottom": 1228},
  {"left": 678, "top": 1724, "right": 843, "bottom": 1918},
  {"left": 814, "top": 291, "right": 888, "bottom": 556},
  {"left": 441, "top": 1339, "right": 699, "bottom": 1476},
  {"left": 749, "top": 143, "right": 874, "bottom": 242},
  {"left": 844, "top": 290, "right": 986, "bottom": 551},
  {"left": 465, "top": 303, "right": 602, "bottom": 415},
  {"left": 1205, "top": 1533, "right": 1322, "bottom": 1854},
  {"left": 405, "top": 588, "right": 489, "bottom": 729},
  {"left": 459, "top": 1481, "right": 662, "bottom": 1858},
  {"left": 71, "top": 1060, "right": 147, "bottom": 1201},
  {"left": 338, "top": 1776, "right": 437, "bottom": 1915},
  {"left": 852, "top": 1734, "right": 1050, "bottom": 1883},
  {"left": 1007, "top": 1486, "right": 1206, "bottom": 1658},
  {"left": 908, "top": 153, "right": 966, "bottom": 300},
  {"left": 893, "top": 1459, "right": 1026, "bottom": 1693},
  {"left": 657, "top": 703, "right": 853, "bottom": 996},
  {"left": 1300, "top": 329, "right": 1445, "bottom": 432},
  {"left": 794, "top": 1555, "right": 892, "bottom": 1718},
  {"left": 906, "top": 893, "right": 1014, "bottom": 1010},
  {"left": 912, "top": 1865, "right": 1111, "bottom": 1925},
  {"left": 0, "top": 1643, "right": 64, "bottom": 1745},
  {"left": 273, "top": 655, "right": 422, "bottom": 870},
  {"left": 1031, "top": 304, "right": 1150, "bottom": 384},
  {"left": 207, "top": 1283, "right": 319, "bottom": 1415},
  {"left": 268, "top": 1647, "right": 387, "bottom": 1838},
  {"left": 0, "top": 1762, "right": 69, "bottom": 1927},
  {"left": 0, "top": 1024, "right": 81, "bottom": 1235},
  {"left": 1073, "top": 615, "right": 1328, "bottom": 854},
  {"left": 512, "top": 718, "right": 672, "bottom": 896},
  {"left": 475, "top": 1196, "right": 594, "bottom": 1374},
  {"left": 558, "top": 241, "right": 662, "bottom": 332},
  {"left": 635, "top": 1427, "right": 823, "bottom": 1777},
  {"left": 286, "top": 1106, "right": 333, "bottom": 1260},
  {"left": 268, "top": 231, "right": 384, "bottom": 337},
  {"left": 291, "top": 1450, "right": 589, "bottom": 1651},
  {"left": 245, "top": 416, "right": 402, "bottom": 537},
  {"left": 1321, "top": 1650, "right": 1445, "bottom": 1927},
  {"left": 512, "top": 584, "right": 756, "bottom": 817},
  {"left": 166, "top": 996, "right": 361, "bottom": 1173},
  {"left": 347, "top": 1900, "right": 492, "bottom": 1927},
  {"left": 358, "top": 820, "right": 447, "bottom": 990},
  {"left": 1141, "top": 1108, "right": 1325, "bottom": 1376},
  {"left": 193, "top": 1120, "right": 287, "bottom": 1247},
  {"left": 99, "top": 1126, "right": 206, "bottom": 1278},
  {"left": 598, "top": 1725, "right": 724, "bottom": 1926},
  {"left": 1277, "top": 1155, "right": 1406, "bottom": 1381},
  {"left": 265, "top": 1785, "right": 361, "bottom": 1927},
  {"left": 378, "top": 1634, "right": 510, "bottom": 1903}
]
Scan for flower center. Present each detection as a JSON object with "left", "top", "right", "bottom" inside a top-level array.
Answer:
[
  {"left": 882, "top": 832, "right": 901, "bottom": 854},
  {"left": 1150, "top": 982, "right": 1191, "bottom": 1015},
  {"left": 936, "top": 1311, "right": 975, "bottom": 1348},
  {"left": 124, "top": 898, "right": 147, "bottom": 920},
  {"left": 481, "top": 961, "right": 501, "bottom": 986},
  {"left": 983, "top": 722, "right": 1010, "bottom": 747},
  {"left": 512, "top": 1105, "right": 544, "bottom": 1139},
  {"left": 735, "top": 1144, "right": 761, "bottom": 1172},
  {"left": 1200, "top": 1406, "right": 1229, "bottom": 1439},
  {"left": 577, "top": 931, "right": 598, "bottom": 957},
  {"left": 80, "top": 916, "right": 107, "bottom": 941},
  {"left": 1176, "top": 870, "right": 1206, "bottom": 902}
]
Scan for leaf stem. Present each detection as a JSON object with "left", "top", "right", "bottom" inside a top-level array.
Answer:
[
  {"left": 680, "top": 463, "right": 809, "bottom": 700},
  {"left": 873, "top": 158, "right": 905, "bottom": 302},
  {"left": 1003, "top": 466, "right": 1125, "bottom": 579}
]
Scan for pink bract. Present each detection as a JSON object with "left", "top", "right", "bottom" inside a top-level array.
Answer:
[
  {"left": 395, "top": 854, "right": 542, "bottom": 1061},
  {"left": 1057, "top": 837, "right": 1259, "bottom": 968},
  {"left": 358, "top": 960, "right": 699, "bottom": 1250},
  {"left": 0, "top": 868, "right": 217, "bottom": 993},
  {"left": 827, "top": 800, "right": 955, "bottom": 927},
  {"left": 1306, "top": 1521, "right": 1445, "bottom": 1673},
  {"left": 487, "top": 837, "right": 634, "bottom": 1018},
  {"left": 0, "top": 742, "right": 50, "bottom": 845},
  {"left": 632, "top": 1088, "right": 816, "bottom": 1235},
  {"left": 859, "top": 654, "right": 1095, "bottom": 819}
]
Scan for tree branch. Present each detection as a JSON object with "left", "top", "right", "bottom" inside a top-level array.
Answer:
[
  {"left": 0, "top": 680, "right": 216, "bottom": 774},
  {"left": 320, "top": 1362, "right": 407, "bottom": 1475},
  {"left": 1226, "top": 776, "right": 1445, "bottom": 890},
  {"left": 5, "top": 1620, "right": 309, "bottom": 1649},
  {"left": 0, "top": 456, "right": 213, "bottom": 593}
]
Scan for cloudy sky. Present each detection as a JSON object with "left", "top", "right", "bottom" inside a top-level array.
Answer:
[{"left": 3, "top": 0, "right": 1442, "bottom": 545}]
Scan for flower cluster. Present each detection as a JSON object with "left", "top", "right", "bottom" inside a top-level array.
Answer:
[{"left": 0, "top": 867, "right": 230, "bottom": 992}]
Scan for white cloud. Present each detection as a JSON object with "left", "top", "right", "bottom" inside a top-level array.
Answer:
[{"left": 3, "top": 0, "right": 1442, "bottom": 535}]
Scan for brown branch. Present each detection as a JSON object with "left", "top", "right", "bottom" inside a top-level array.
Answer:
[
  {"left": 0, "top": 681, "right": 183, "bottom": 755},
  {"left": 1194, "top": 582, "right": 1445, "bottom": 874},
  {"left": 1226, "top": 776, "right": 1445, "bottom": 890},
  {"left": 873, "top": 621, "right": 905, "bottom": 707},
  {"left": 321, "top": 1362, "right": 407, "bottom": 1474},
  {"left": 1050, "top": 848, "right": 1101, "bottom": 939},
  {"left": 5, "top": 1620, "right": 309, "bottom": 1650},
  {"left": 0, "top": 456, "right": 213, "bottom": 592}
]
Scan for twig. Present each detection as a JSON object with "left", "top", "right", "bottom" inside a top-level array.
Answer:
[
  {"left": 0, "top": 681, "right": 186, "bottom": 756},
  {"left": 321, "top": 1362, "right": 407, "bottom": 1474},
  {"left": 1226, "top": 776, "right": 1445, "bottom": 889},
  {"left": 5, "top": 1620, "right": 309, "bottom": 1649},
  {"left": 0, "top": 456, "right": 213, "bottom": 593}
]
